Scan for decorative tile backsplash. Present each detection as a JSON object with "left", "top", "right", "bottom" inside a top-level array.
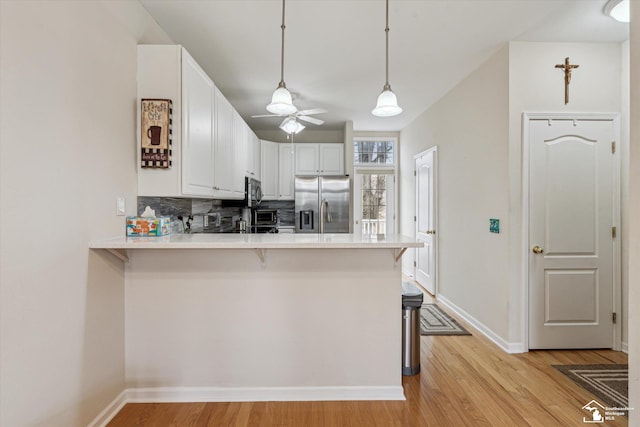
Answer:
[
  {"left": 259, "top": 200, "right": 295, "bottom": 226},
  {"left": 137, "top": 197, "right": 296, "bottom": 232}
]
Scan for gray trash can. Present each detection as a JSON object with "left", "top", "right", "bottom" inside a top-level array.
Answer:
[{"left": 402, "top": 282, "right": 423, "bottom": 376}]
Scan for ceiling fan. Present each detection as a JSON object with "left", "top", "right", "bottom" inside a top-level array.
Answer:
[{"left": 252, "top": 108, "right": 328, "bottom": 134}]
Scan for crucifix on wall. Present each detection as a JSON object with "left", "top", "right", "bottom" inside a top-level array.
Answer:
[{"left": 555, "top": 57, "right": 579, "bottom": 105}]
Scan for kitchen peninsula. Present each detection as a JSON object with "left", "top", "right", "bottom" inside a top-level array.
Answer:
[{"left": 90, "top": 234, "right": 422, "bottom": 402}]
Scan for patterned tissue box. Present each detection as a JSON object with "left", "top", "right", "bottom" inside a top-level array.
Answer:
[{"left": 126, "top": 217, "right": 171, "bottom": 236}]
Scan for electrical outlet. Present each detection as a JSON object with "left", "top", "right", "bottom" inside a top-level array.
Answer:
[{"left": 116, "top": 197, "right": 125, "bottom": 216}]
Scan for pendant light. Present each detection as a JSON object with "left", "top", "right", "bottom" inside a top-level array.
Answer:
[
  {"left": 372, "top": 0, "right": 402, "bottom": 117},
  {"left": 267, "top": 0, "right": 297, "bottom": 115},
  {"left": 280, "top": 116, "right": 305, "bottom": 134}
]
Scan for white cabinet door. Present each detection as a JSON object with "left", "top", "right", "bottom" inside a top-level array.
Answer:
[
  {"left": 278, "top": 143, "right": 295, "bottom": 200},
  {"left": 246, "top": 130, "right": 260, "bottom": 179},
  {"left": 181, "top": 51, "right": 215, "bottom": 196},
  {"left": 295, "top": 144, "right": 319, "bottom": 175},
  {"left": 214, "top": 87, "right": 234, "bottom": 197},
  {"left": 261, "top": 140, "right": 278, "bottom": 200},
  {"left": 294, "top": 143, "right": 344, "bottom": 176},
  {"left": 232, "top": 110, "right": 247, "bottom": 198},
  {"left": 252, "top": 133, "right": 261, "bottom": 180},
  {"left": 319, "top": 144, "right": 344, "bottom": 175}
]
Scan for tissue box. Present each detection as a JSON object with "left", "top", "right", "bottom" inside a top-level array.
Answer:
[{"left": 126, "top": 217, "right": 171, "bottom": 236}]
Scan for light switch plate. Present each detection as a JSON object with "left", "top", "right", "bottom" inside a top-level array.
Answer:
[
  {"left": 489, "top": 218, "right": 499, "bottom": 233},
  {"left": 116, "top": 197, "right": 125, "bottom": 216}
]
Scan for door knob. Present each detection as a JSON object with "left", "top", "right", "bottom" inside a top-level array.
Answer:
[
  {"left": 425, "top": 230, "right": 436, "bottom": 235},
  {"left": 532, "top": 246, "right": 544, "bottom": 254}
]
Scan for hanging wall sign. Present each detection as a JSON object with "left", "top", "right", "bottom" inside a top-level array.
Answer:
[{"left": 141, "top": 99, "right": 172, "bottom": 168}]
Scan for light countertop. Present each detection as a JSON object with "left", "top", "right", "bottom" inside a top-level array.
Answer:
[{"left": 89, "top": 233, "right": 422, "bottom": 250}]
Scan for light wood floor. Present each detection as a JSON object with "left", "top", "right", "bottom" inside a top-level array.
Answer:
[{"left": 108, "top": 286, "right": 628, "bottom": 426}]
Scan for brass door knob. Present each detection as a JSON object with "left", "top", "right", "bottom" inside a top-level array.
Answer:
[
  {"left": 532, "top": 246, "right": 544, "bottom": 254},
  {"left": 425, "top": 230, "right": 436, "bottom": 235}
]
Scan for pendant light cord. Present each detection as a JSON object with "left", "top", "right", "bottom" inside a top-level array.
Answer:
[
  {"left": 384, "top": 0, "right": 390, "bottom": 90},
  {"left": 279, "top": 0, "right": 286, "bottom": 87}
]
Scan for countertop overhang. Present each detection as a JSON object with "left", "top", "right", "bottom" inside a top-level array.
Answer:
[
  {"left": 89, "top": 233, "right": 422, "bottom": 264},
  {"left": 89, "top": 233, "right": 423, "bottom": 250}
]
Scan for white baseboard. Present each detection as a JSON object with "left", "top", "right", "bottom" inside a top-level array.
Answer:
[
  {"left": 87, "top": 390, "right": 128, "bottom": 427},
  {"left": 88, "top": 385, "right": 405, "bottom": 425},
  {"left": 622, "top": 341, "right": 628, "bottom": 354},
  {"left": 126, "top": 385, "right": 405, "bottom": 402},
  {"left": 436, "top": 294, "right": 525, "bottom": 354}
]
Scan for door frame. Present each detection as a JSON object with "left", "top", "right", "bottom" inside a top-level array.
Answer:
[
  {"left": 521, "top": 112, "right": 621, "bottom": 351},
  {"left": 414, "top": 146, "right": 438, "bottom": 295}
]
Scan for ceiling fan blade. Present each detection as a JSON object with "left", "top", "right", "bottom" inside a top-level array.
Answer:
[
  {"left": 297, "top": 108, "right": 328, "bottom": 116},
  {"left": 251, "top": 114, "right": 282, "bottom": 118},
  {"left": 298, "top": 115, "right": 324, "bottom": 125}
]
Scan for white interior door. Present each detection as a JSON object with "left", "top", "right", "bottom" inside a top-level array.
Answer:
[
  {"left": 528, "top": 118, "right": 618, "bottom": 349},
  {"left": 415, "top": 149, "right": 436, "bottom": 295}
]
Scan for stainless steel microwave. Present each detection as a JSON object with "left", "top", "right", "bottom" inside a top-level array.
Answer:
[
  {"left": 252, "top": 209, "right": 277, "bottom": 225},
  {"left": 246, "top": 177, "right": 262, "bottom": 208}
]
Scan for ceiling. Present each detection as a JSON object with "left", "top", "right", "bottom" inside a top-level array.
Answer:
[{"left": 139, "top": 0, "right": 628, "bottom": 132}]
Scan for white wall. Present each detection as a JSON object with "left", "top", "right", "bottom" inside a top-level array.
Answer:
[
  {"left": 0, "top": 1, "right": 171, "bottom": 426},
  {"left": 628, "top": 2, "right": 639, "bottom": 424},
  {"left": 399, "top": 40, "right": 627, "bottom": 350},
  {"left": 400, "top": 46, "right": 511, "bottom": 340},
  {"left": 508, "top": 42, "right": 624, "bottom": 346}
]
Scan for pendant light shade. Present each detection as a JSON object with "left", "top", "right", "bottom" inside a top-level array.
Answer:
[
  {"left": 280, "top": 116, "right": 305, "bottom": 134},
  {"left": 267, "top": 0, "right": 297, "bottom": 115},
  {"left": 372, "top": 85, "right": 402, "bottom": 117},
  {"left": 267, "top": 84, "right": 297, "bottom": 115},
  {"left": 372, "top": 0, "right": 402, "bottom": 117}
]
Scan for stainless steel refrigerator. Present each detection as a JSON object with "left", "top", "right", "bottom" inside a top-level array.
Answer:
[{"left": 295, "top": 176, "right": 350, "bottom": 233}]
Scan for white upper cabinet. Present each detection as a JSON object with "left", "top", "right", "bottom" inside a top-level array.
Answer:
[
  {"left": 247, "top": 131, "right": 261, "bottom": 180},
  {"left": 181, "top": 50, "right": 215, "bottom": 197},
  {"left": 319, "top": 144, "right": 344, "bottom": 175},
  {"left": 214, "top": 87, "right": 236, "bottom": 198},
  {"left": 278, "top": 143, "right": 295, "bottom": 200},
  {"left": 294, "top": 144, "right": 319, "bottom": 175},
  {"left": 137, "top": 44, "right": 254, "bottom": 200},
  {"left": 294, "top": 143, "right": 344, "bottom": 176},
  {"left": 261, "top": 140, "right": 279, "bottom": 200},
  {"left": 232, "top": 109, "right": 247, "bottom": 197}
]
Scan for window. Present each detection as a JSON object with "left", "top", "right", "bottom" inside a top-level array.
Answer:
[
  {"left": 360, "top": 173, "right": 392, "bottom": 235},
  {"left": 353, "top": 139, "right": 395, "bottom": 166},
  {"left": 353, "top": 137, "right": 397, "bottom": 236}
]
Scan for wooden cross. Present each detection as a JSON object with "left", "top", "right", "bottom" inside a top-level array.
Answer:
[{"left": 555, "top": 57, "right": 579, "bottom": 105}]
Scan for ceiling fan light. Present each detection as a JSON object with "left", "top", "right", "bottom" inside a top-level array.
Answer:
[
  {"left": 372, "top": 88, "right": 403, "bottom": 117},
  {"left": 267, "top": 86, "right": 297, "bottom": 115},
  {"left": 604, "top": 0, "right": 630, "bottom": 23},
  {"left": 280, "top": 117, "right": 305, "bottom": 134}
]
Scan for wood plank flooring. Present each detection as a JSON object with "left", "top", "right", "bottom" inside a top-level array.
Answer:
[{"left": 108, "top": 288, "right": 628, "bottom": 426}]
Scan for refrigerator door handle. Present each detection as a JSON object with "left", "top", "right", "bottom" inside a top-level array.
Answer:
[{"left": 325, "top": 199, "right": 332, "bottom": 223}]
